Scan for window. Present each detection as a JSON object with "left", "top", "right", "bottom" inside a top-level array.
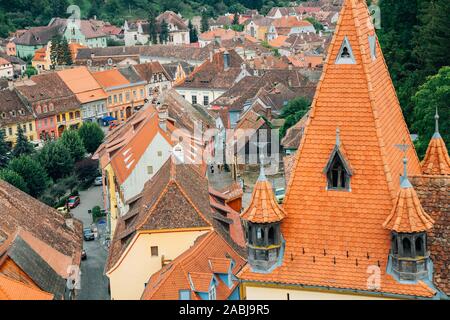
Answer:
[
  {"left": 147, "top": 166, "right": 153, "bottom": 174},
  {"left": 11, "top": 110, "right": 16, "bottom": 117},
  {"left": 119, "top": 94, "right": 123, "bottom": 103},
  {"left": 415, "top": 237, "right": 424, "bottom": 256},
  {"left": 113, "top": 95, "right": 117, "bottom": 104},
  {"left": 402, "top": 238, "right": 412, "bottom": 257},
  {"left": 158, "top": 74, "right": 162, "bottom": 81},
  {"left": 208, "top": 285, "right": 216, "bottom": 300},
  {"left": 327, "top": 155, "right": 349, "bottom": 190},
  {"left": 49, "top": 103, "right": 54, "bottom": 111},
  {"left": 133, "top": 90, "right": 137, "bottom": 99},
  {"left": 62, "top": 114, "right": 66, "bottom": 121},
  {"left": 125, "top": 92, "right": 130, "bottom": 102},
  {"left": 179, "top": 290, "right": 190, "bottom": 300},
  {"left": 157, "top": 151, "right": 162, "bottom": 157},
  {"left": 203, "top": 95, "right": 209, "bottom": 106},
  {"left": 29, "top": 123, "right": 33, "bottom": 131},
  {"left": 191, "top": 95, "right": 197, "bottom": 105},
  {"left": 23, "top": 124, "right": 26, "bottom": 133},
  {"left": 8, "top": 127, "right": 12, "bottom": 135},
  {"left": 151, "top": 246, "right": 158, "bottom": 256},
  {"left": 43, "top": 105, "right": 47, "bottom": 113},
  {"left": 108, "top": 96, "right": 112, "bottom": 104},
  {"left": 140, "top": 89, "right": 144, "bottom": 98},
  {"left": 335, "top": 36, "right": 355, "bottom": 64},
  {"left": 153, "top": 74, "right": 158, "bottom": 82},
  {"left": 69, "top": 112, "right": 74, "bottom": 120}
]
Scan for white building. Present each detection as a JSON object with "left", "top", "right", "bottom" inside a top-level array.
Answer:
[{"left": 0, "top": 58, "right": 14, "bottom": 79}]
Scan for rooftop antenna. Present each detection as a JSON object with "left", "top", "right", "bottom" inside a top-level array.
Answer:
[{"left": 395, "top": 138, "right": 412, "bottom": 188}]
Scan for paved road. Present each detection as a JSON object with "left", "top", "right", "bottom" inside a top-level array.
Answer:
[{"left": 71, "top": 186, "right": 110, "bottom": 300}]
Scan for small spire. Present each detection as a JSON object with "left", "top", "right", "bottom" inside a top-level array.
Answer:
[
  {"left": 258, "top": 154, "right": 267, "bottom": 181},
  {"left": 335, "top": 127, "right": 341, "bottom": 147},
  {"left": 395, "top": 138, "right": 412, "bottom": 188},
  {"left": 433, "top": 106, "right": 441, "bottom": 138}
]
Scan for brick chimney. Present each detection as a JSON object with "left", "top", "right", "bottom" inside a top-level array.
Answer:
[{"left": 157, "top": 104, "right": 169, "bottom": 131}]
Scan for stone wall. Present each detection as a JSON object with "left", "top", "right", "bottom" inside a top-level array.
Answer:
[{"left": 411, "top": 175, "right": 449, "bottom": 296}]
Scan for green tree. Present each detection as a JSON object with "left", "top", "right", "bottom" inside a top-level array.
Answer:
[
  {"left": 0, "top": 129, "right": 11, "bottom": 168},
  {"left": 411, "top": 66, "right": 450, "bottom": 158},
  {"left": 60, "top": 37, "right": 73, "bottom": 65},
  {"left": 279, "top": 97, "right": 311, "bottom": 138},
  {"left": 148, "top": 12, "right": 158, "bottom": 44},
  {"left": 232, "top": 12, "right": 240, "bottom": 26},
  {"left": 60, "top": 129, "right": 85, "bottom": 162},
  {"left": 50, "top": 34, "right": 62, "bottom": 69},
  {"left": 201, "top": 11, "right": 209, "bottom": 33},
  {"left": 305, "top": 17, "right": 324, "bottom": 32},
  {"left": 75, "top": 158, "right": 99, "bottom": 182},
  {"left": 12, "top": 126, "right": 34, "bottom": 157},
  {"left": 78, "top": 122, "right": 105, "bottom": 154},
  {"left": 8, "top": 155, "right": 49, "bottom": 197},
  {"left": 0, "top": 169, "right": 29, "bottom": 193},
  {"left": 188, "top": 20, "right": 198, "bottom": 43},
  {"left": 39, "top": 141, "right": 75, "bottom": 180},
  {"left": 159, "top": 19, "right": 169, "bottom": 44}
]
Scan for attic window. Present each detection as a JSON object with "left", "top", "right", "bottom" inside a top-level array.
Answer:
[
  {"left": 327, "top": 155, "right": 350, "bottom": 190},
  {"left": 335, "top": 36, "right": 355, "bottom": 64},
  {"left": 368, "top": 35, "right": 377, "bottom": 60},
  {"left": 10, "top": 110, "right": 16, "bottom": 117},
  {"left": 1, "top": 112, "right": 6, "bottom": 118},
  {"left": 19, "top": 109, "right": 25, "bottom": 115}
]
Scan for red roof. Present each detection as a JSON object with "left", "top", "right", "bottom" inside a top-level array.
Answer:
[
  {"left": 421, "top": 133, "right": 450, "bottom": 176},
  {"left": 239, "top": 0, "right": 435, "bottom": 298},
  {"left": 0, "top": 274, "right": 53, "bottom": 300}
]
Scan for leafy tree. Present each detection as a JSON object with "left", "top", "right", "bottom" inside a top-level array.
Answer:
[
  {"left": 159, "top": 19, "right": 169, "bottom": 44},
  {"left": 0, "top": 169, "right": 29, "bottom": 193},
  {"left": 148, "top": 12, "right": 158, "bottom": 44},
  {"left": 12, "top": 126, "right": 34, "bottom": 157},
  {"left": 305, "top": 17, "right": 324, "bottom": 32},
  {"left": 60, "top": 37, "right": 73, "bottom": 65},
  {"left": 279, "top": 97, "right": 311, "bottom": 138},
  {"left": 0, "top": 130, "right": 11, "bottom": 168},
  {"left": 411, "top": 66, "right": 450, "bottom": 158},
  {"left": 8, "top": 155, "right": 49, "bottom": 197},
  {"left": 49, "top": 182, "right": 67, "bottom": 202},
  {"left": 75, "top": 158, "right": 99, "bottom": 182},
  {"left": 201, "top": 10, "right": 209, "bottom": 33},
  {"left": 78, "top": 122, "right": 105, "bottom": 154},
  {"left": 60, "top": 129, "right": 85, "bottom": 162},
  {"left": 188, "top": 20, "right": 198, "bottom": 43},
  {"left": 38, "top": 141, "right": 74, "bottom": 180}
]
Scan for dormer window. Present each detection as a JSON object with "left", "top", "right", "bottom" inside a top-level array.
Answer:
[
  {"left": 208, "top": 284, "right": 216, "bottom": 300},
  {"left": 368, "top": 35, "right": 377, "bottom": 60},
  {"left": 335, "top": 36, "right": 355, "bottom": 64},
  {"left": 323, "top": 128, "right": 352, "bottom": 191}
]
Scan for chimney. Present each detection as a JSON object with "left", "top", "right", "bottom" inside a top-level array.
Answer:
[
  {"left": 214, "top": 35, "right": 221, "bottom": 46},
  {"left": 288, "top": 60, "right": 293, "bottom": 70},
  {"left": 157, "top": 104, "right": 169, "bottom": 131},
  {"left": 266, "top": 106, "right": 272, "bottom": 120},
  {"left": 288, "top": 78, "right": 292, "bottom": 87},
  {"left": 90, "top": 52, "right": 95, "bottom": 59},
  {"left": 209, "top": 50, "right": 213, "bottom": 63}
]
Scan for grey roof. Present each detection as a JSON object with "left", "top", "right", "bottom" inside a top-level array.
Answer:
[
  {"left": 118, "top": 66, "right": 145, "bottom": 84},
  {"left": 14, "top": 25, "right": 64, "bottom": 46},
  {"left": 7, "top": 236, "right": 66, "bottom": 299}
]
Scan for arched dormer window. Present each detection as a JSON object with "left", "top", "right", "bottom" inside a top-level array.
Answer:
[
  {"left": 415, "top": 237, "right": 424, "bottom": 256},
  {"left": 335, "top": 36, "right": 355, "bottom": 64},
  {"left": 402, "top": 238, "right": 412, "bottom": 257}
]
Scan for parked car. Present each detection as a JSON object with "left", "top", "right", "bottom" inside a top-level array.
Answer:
[
  {"left": 275, "top": 188, "right": 285, "bottom": 204},
  {"left": 57, "top": 206, "right": 69, "bottom": 215},
  {"left": 83, "top": 228, "right": 95, "bottom": 241},
  {"left": 94, "top": 176, "right": 103, "bottom": 186},
  {"left": 67, "top": 196, "right": 80, "bottom": 209},
  {"left": 81, "top": 249, "right": 87, "bottom": 260}
]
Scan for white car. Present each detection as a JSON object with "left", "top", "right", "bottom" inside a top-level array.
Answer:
[
  {"left": 94, "top": 176, "right": 103, "bottom": 186},
  {"left": 275, "top": 188, "right": 285, "bottom": 204}
]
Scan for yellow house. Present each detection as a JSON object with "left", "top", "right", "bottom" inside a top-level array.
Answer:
[
  {"left": 0, "top": 89, "right": 38, "bottom": 147},
  {"left": 31, "top": 45, "right": 52, "bottom": 73},
  {"left": 55, "top": 108, "right": 82, "bottom": 136},
  {"left": 92, "top": 68, "right": 146, "bottom": 122},
  {"left": 104, "top": 159, "right": 214, "bottom": 300}
]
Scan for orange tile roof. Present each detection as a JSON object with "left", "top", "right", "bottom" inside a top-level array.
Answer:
[
  {"left": 92, "top": 69, "right": 130, "bottom": 89},
  {"left": 0, "top": 274, "right": 53, "bottom": 300},
  {"left": 268, "top": 35, "right": 288, "bottom": 48},
  {"left": 141, "top": 230, "right": 245, "bottom": 300},
  {"left": 383, "top": 182, "right": 434, "bottom": 233},
  {"left": 240, "top": 170, "right": 286, "bottom": 223},
  {"left": 272, "top": 17, "right": 313, "bottom": 29},
  {"left": 209, "top": 257, "right": 232, "bottom": 274},
  {"left": 421, "top": 134, "right": 450, "bottom": 176},
  {"left": 32, "top": 47, "right": 47, "bottom": 62},
  {"left": 189, "top": 272, "right": 214, "bottom": 292},
  {"left": 239, "top": 0, "right": 434, "bottom": 298},
  {"left": 57, "top": 67, "right": 107, "bottom": 103},
  {"left": 199, "top": 28, "right": 241, "bottom": 41}
]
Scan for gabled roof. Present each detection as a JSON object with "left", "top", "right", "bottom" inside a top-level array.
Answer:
[
  {"left": 156, "top": 11, "right": 188, "bottom": 31},
  {"left": 0, "top": 180, "right": 82, "bottom": 263},
  {"left": 92, "top": 69, "right": 130, "bottom": 89},
  {"left": 141, "top": 231, "right": 245, "bottom": 300},
  {"left": 0, "top": 89, "right": 34, "bottom": 127},
  {"left": 49, "top": 18, "right": 108, "bottom": 39},
  {"left": 239, "top": 0, "right": 435, "bottom": 298},
  {"left": 57, "top": 67, "right": 107, "bottom": 104},
  {"left": 133, "top": 62, "right": 172, "bottom": 83},
  {"left": 0, "top": 274, "right": 53, "bottom": 300},
  {"left": 14, "top": 25, "right": 63, "bottom": 46}
]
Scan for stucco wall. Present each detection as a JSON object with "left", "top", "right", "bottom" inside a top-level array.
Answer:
[
  {"left": 174, "top": 88, "right": 226, "bottom": 107},
  {"left": 108, "top": 230, "right": 209, "bottom": 300},
  {"left": 244, "top": 285, "right": 393, "bottom": 300}
]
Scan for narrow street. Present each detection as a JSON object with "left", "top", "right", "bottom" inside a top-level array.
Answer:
[{"left": 70, "top": 186, "right": 110, "bottom": 300}]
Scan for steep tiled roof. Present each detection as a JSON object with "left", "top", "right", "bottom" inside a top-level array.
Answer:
[
  {"left": 240, "top": 167, "right": 286, "bottom": 223},
  {"left": 92, "top": 69, "right": 130, "bottom": 89},
  {"left": 141, "top": 230, "right": 245, "bottom": 300},
  {"left": 49, "top": 18, "right": 107, "bottom": 39},
  {"left": 0, "top": 274, "right": 53, "bottom": 300},
  {"left": 383, "top": 185, "right": 434, "bottom": 233},
  {"left": 281, "top": 111, "right": 309, "bottom": 150},
  {"left": 421, "top": 134, "right": 450, "bottom": 176},
  {"left": 0, "top": 89, "right": 34, "bottom": 127},
  {"left": 199, "top": 29, "right": 242, "bottom": 42},
  {"left": 239, "top": 0, "right": 435, "bottom": 298},
  {"left": 14, "top": 25, "right": 63, "bottom": 46},
  {"left": 176, "top": 49, "right": 245, "bottom": 90},
  {"left": 156, "top": 11, "right": 188, "bottom": 31},
  {"left": 133, "top": 62, "right": 172, "bottom": 83},
  {"left": 0, "top": 180, "right": 82, "bottom": 263}
]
